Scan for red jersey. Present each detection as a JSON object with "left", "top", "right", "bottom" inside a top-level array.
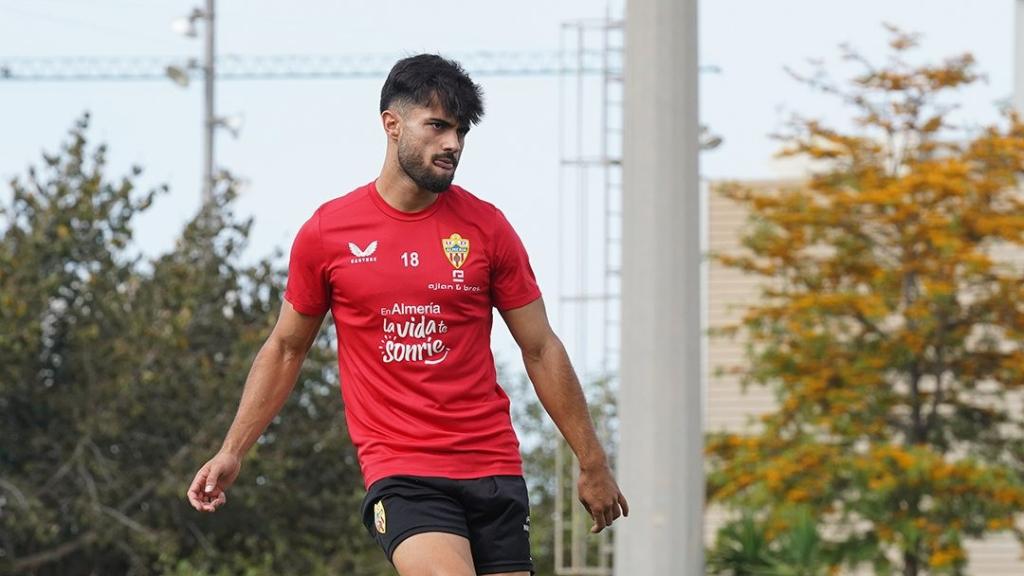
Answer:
[{"left": 284, "top": 181, "right": 542, "bottom": 488}]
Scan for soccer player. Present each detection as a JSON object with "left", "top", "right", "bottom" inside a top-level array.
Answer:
[{"left": 186, "top": 53, "right": 627, "bottom": 576}]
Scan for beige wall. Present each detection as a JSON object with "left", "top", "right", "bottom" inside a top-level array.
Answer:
[{"left": 704, "top": 179, "right": 1024, "bottom": 574}]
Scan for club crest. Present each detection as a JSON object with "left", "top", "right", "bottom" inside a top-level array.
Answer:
[
  {"left": 441, "top": 233, "right": 470, "bottom": 269},
  {"left": 374, "top": 500, "right": 386, "bottom": 534}
]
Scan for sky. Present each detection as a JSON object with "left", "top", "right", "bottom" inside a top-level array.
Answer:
[{"left": 0, "top": 0, "right": 1016, "bottom": 370}]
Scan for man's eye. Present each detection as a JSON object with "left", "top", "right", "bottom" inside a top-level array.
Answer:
[{"left": 430, "top": 122, "right": 444, "bottom": 129}]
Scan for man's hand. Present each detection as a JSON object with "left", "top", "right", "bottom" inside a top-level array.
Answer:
[
  {"left": 501, "top": 299, "right": 629, "bottom": 534},
  {"left": 186, "top": 452, "right": 242, "bottom": 513},
  {"left": 578, "top": 463, "right": 629, "bottom": 533},
  {"left": 184, "top": 301, "right": 323, "bottom": 514}
]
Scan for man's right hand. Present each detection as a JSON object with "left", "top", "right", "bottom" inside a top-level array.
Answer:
[{"left": 186, "top": 452, "right": 242, "bottom": 513}]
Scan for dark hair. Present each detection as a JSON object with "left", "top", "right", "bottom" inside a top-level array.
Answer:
[{"left": 380, "top": 54, "right": 484, "bottom": 127}]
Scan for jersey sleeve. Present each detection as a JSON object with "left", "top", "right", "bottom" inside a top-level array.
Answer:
[
  {"left": 284, "top": 211, "right": 331, "bottom": 316},
  {"left": 490, "top": 207, "right": 542, "bottom": 311}
]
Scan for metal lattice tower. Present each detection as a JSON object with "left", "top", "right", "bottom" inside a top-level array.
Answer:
[{"left": 554, "top": 7, "right": 624, "bottom": 576}]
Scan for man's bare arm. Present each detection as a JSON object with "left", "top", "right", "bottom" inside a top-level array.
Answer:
[
  {"left": 186, "top": 300, "right": 325, "bottom": 512},
  {"left": 500, "top": 297, "right": 628, "bottom": 533}
]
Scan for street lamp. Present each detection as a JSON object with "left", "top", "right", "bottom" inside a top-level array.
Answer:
[
  {"left": 170, "top": 8, "right": 205, "bottom": 38},
  {"left": 165, "top": 58, "right": 198, "bottom": 88}
]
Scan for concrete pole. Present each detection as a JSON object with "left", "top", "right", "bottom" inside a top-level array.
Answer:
[
  {"left": 202, "top": 0, "right": 216, "bottom": 204},
  {"left": 614, "top": 0, "right": 703, "bottom": 574},
  {"left": 1016, "top": 0, "right": 1024, "bottom": 114}
]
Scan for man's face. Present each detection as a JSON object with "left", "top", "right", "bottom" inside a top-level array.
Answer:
[{"left": 394, "top": 100, "right": 468, "bottom": 193}]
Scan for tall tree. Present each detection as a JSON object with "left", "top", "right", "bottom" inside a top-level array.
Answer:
[
  {"left": 707, "top": 28, "right": 1024, "bottom": 576},
  {"left": 0, "top": 116, "right": 389, "bottom": 575}
]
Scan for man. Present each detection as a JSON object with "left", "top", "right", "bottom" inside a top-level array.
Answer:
[{"left": 186, "top": 54, "right": 627, "bottom": 576}]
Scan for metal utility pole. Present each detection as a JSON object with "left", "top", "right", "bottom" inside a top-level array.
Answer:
[
  {"left": 167, "top": 1, "right": 218, "bottom": 204},
  {"left": 615, "top": 0, "right": 702, "bottom": 574},
  {"left": 202, "top": 0, "right": 216, "bottom": 204}
]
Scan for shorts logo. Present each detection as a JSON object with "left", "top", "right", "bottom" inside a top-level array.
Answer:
[
  {"left": 349, "top": 241, "right": 378, "bottom": 264},
  {"left": 374, "top": 500, "right": 386, "bottom": 534},
  {"left": 441, "top": 233, "right": 470, "bottom": 269}
]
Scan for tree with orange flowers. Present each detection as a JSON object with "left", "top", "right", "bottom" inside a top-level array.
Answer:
[{"left": 707, "top": 27, "right": 1024, "bottom": 576}]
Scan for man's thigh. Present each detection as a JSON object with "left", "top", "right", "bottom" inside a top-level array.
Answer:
[
  {"left": 392, "top": 532, "right": 475, "bottom": 576},
  {"left": 391, "top": 532, "right": 530, "bottom": 576}
]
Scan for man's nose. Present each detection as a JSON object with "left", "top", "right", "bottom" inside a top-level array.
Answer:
[{"left": 441, "top": 131, "right": 461, "bottom": 153}]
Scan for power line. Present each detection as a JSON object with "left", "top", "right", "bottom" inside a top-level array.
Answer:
[{"left": 0, "top": 51, "right": 621, "bottom": 82}]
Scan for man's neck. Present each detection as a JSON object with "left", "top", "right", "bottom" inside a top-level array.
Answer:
[{"left": 376, "top": 164, "right": 440, "bottom": 213}]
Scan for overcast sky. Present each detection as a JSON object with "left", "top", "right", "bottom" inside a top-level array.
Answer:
[{"left": 0, "top": 0, "right": 1015, "bottom": 369}]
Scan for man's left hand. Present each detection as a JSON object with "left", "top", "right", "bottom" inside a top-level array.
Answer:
[{"left": 578, "top": 463, "right": 629, "bottom": 533}]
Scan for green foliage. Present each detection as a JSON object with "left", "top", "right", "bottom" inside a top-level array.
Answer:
[
  {"left": 708, "top": 507, "right": 837, "bottom": 576},
  {"left": 0, "top": 115, "right": 390, "bottom": 575}
]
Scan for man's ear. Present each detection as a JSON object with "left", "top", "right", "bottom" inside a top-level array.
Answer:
[{"left": 381, "top": 110, "right": 401, "bottom": 141}]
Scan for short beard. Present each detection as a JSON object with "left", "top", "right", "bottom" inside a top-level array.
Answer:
[{"left": 397, "top": 137, "right": 455, "bottom": 193}]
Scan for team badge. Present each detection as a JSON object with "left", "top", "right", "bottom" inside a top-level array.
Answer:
[
  {"left": 374, "top": 500, "right": 386, "bottom": 534},
  {"left": 442, "top": 233, "right": 470, "bottom": 269}
]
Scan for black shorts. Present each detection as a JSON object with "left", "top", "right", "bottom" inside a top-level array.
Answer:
[{"left": 360, "top": 474, "right": 534, "bottom": 575}]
